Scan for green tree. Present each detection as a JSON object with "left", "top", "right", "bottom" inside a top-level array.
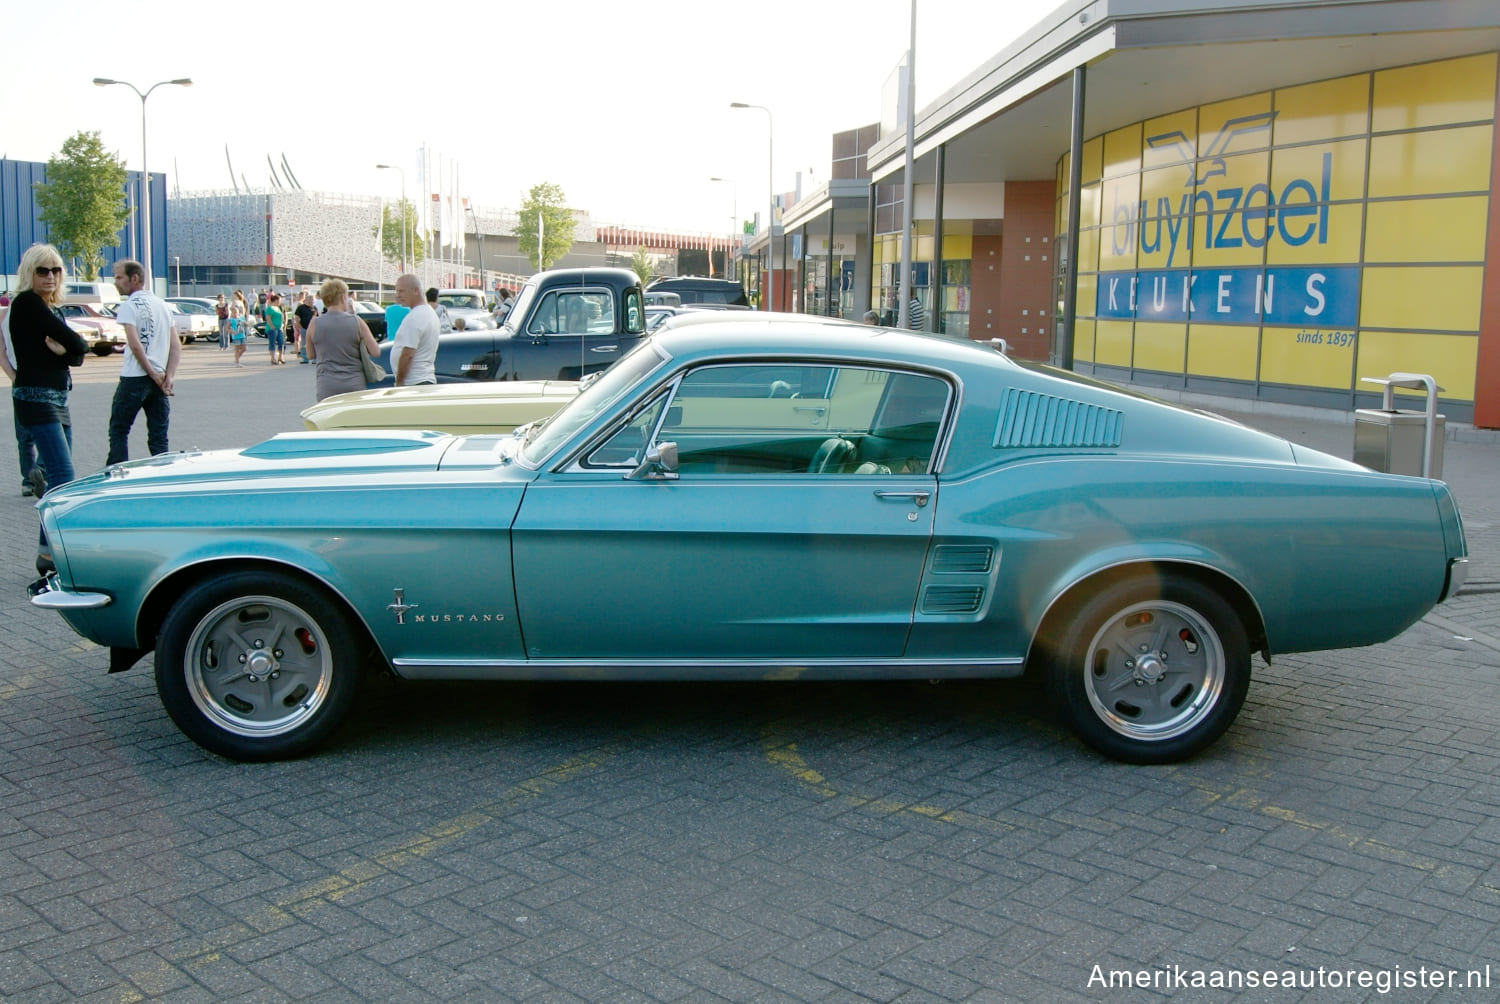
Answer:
[
  {"left": 33, "top": 131, "right": 130, "bottom": 280},
  {"left": 373, "top": 198, "right": 425, "bottom": 269},
  {"left": 630, "top": 246, "right": 654, "bottom": 286},
  {"left": 515, "top": 182, "right": 575, "bottom": 270}
]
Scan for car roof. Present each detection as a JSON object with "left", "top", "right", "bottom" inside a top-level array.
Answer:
[
  {"left": 526, "top": 267, "right": 642, "bottom": 286},
  {"left": 647, "top": 276, "right": 744, "bottom": 289},
  {"left": 649, "top": 312, "right": 1012, "bottom": 375}
]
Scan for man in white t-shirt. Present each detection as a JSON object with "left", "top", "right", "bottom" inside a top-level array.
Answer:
[
  {"left": 108, "top": 259, "right": 181, "bottom": 465},
  {"left": 391, "top": 274, "right": 440, "bottom": 386}
]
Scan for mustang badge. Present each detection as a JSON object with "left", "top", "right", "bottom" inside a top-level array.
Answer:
[{"left": 387, "top": 588, "right": 418, "bottom": 624}]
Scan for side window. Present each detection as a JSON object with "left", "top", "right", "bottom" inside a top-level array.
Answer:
[
  {"left": 528, "top": 289, "right": 612, "bottom": 335},
  {"left": 624, "top": 289, "right": 644, "bottom": 334},
  {"left": 674, "top": 365, "right": 835, "bottom": 400},
  {"left": 647, "top": 363, "right": 947, "bottom": 475},
  {"left": 527, "top": 294, "right": 559, "bottom": 335},
  {"left": 584, "top": 390, "right": 668, "bottom": 468}
]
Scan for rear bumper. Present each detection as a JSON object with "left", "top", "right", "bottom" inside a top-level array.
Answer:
[{"left": 1441, "top": 557, "right": 1469, "bottom": 603}]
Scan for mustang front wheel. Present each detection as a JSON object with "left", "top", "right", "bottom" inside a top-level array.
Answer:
[
  {"left": 155, "top": 572, "right": 363, "bottom": 761},
  {"left": 1049, "top": 575, "right": 1250, "bottom": 763}
]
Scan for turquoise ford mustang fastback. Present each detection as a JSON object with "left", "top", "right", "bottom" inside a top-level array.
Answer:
[{"left": 30, "top": 315, "right": 1468, "bottom": 763}]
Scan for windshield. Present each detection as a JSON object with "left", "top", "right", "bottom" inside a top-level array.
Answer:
[
  {"left": 502, "top": 280, "right": 540, "bottom": 332},
  {"left": 439, "top": 293, "right": 484, "bottom": 311},
  {"left": 518, "top": 341, "right": 669, "bottom": 467}
]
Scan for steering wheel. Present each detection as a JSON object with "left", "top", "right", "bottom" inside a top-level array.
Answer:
[{"left": 808, "top": 437, "right": 856, "bottom": 474}]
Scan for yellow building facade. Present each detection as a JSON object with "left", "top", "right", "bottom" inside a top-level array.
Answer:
[{"left": 1059, "top": 52, "right": 1498, "bottom": 423}]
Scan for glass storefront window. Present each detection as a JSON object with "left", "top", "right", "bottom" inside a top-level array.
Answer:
[{"left": 939, "top": 260, "right": 970, "bottom": 337}]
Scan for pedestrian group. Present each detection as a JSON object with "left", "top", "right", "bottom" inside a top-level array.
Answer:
[{"left": 4, "top": 242, "right": 446, "bottom": 578}]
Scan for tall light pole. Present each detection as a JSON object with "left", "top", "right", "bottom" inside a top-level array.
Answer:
[
  {"left": 708, "top": 176, "right": 737, "bottom": 280},
  {"left": 730, "top": 102, "right": 773, "bottom": 310},
  {"left": 898, "top": 1, "right": 918, "bottom": 330},
  {"left": 465, "top": 201, "right": 485, "bottom": 291},
  {"left": 375, "top": 163, "right": 407, "bottom": 273},
  {"left": 93, "top": 76, "right": 192, "bottom": 285}
]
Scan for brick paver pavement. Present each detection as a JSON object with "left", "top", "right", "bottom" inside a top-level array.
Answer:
[{"left": 2, "top": 346, "right": 1497, "bottom": 1002}]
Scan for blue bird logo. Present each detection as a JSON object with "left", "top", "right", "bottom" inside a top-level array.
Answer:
[{"left": 1146, "top": 111, "right": 1278, "bottom": 186}]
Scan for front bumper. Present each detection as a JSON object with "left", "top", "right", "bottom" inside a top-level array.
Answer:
[{"left": 28, "top": 573, "right": 111, "bottom": 610}]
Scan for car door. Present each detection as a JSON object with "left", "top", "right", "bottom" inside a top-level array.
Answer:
[
  {"left": 511, "top": 287, "right": 629, "bottom": 380},
  {"left": 509, "top": 362, "right": 950, "bottom": 664}
]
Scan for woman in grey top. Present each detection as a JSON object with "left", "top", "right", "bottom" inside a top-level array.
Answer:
[{"left": 307, "top": 278, "right": 382, "bottom": 401}]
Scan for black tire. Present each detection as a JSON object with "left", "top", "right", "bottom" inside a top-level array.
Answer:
[
  {"left": 155, "top": 571, "right": 363, "bottom": 761},
  {"left": 91, "top": 343, "right": 114, "bottom": 356},
  {"left": 1047, "top": 574, "right": 1250, "bottom": 763}
]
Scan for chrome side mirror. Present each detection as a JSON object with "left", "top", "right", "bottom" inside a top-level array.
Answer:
[{"left": 627, "top": 441, "right": 679, "bottom": 481}]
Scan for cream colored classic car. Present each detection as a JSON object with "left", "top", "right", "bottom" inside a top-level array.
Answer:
[{"left": 300, "top": 380, "right": 579, "bottom": 435}]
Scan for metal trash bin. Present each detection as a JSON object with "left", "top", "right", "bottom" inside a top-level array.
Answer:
[{"left": 1353, "top": 373, "right": 1444, "bottom": 478}]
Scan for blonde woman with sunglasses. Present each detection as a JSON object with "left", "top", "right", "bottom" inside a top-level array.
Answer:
[{"left": 9, "top": 245, "right": 89, "bottom": 573}]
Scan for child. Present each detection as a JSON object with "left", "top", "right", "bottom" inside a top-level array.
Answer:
[{"left": 229, "top": 309, "right": 247, "bottom": 366}]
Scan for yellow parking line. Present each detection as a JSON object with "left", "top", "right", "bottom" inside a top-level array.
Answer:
[
  {"left": 765, "top": 724, "right": 1465, "bottom": 878},
  {"left": 1164, "top": 768, "right": 1451, "bottom": 876},
  {"left": 761, "top": 725, "right": 1014, "bottom": 834},
  {"left": 116, "top": 748, "right": 615, "bottom": 1002}
]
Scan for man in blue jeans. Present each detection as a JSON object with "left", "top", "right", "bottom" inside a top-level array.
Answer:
[
  {"left": 264, "top": 292, "right": 287, "bottom": 363},
  {"left": 107, "top": 259, "right": 180, "bottom": 465}
]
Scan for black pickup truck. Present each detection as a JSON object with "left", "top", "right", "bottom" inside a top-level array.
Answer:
[{"left": 373, "top": 267, "right": 648, "bottom": 384}]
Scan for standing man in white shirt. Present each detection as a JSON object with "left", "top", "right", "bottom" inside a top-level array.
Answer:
[
  {"left": 108, "top": 258, "right": 181, "bottom": 464},
  {"left": 391, "top": 274, "right": 440, "bottom": 386}
]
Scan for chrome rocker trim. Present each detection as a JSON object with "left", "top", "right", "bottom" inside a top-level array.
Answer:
[{"left": 390, "top": 655, "right": 1026, "bottom": 682}]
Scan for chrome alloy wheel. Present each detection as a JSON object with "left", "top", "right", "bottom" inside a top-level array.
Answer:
[
  {"left": 1081, "top": 599, "right": 1227, "bottom": 742},
  {"left": 183, "top": 594, "right": 334, "bottom": 739}
]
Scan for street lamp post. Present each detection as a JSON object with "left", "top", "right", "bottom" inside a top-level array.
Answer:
[
  {"left": 708, "top": 176, "right": 737, "bottom": 282},
  {"left": 898, "top": 2, "right": 918, "bottom": 330},
  {"left": 466, "top": 202, "right": 485, "bottom": 292},
  {"left": 375, "top": 163, "right": 407, "bottom": 273},
  {"left": 729, "top": 102, "right": 773, "bottom": 310},
  {"left": 93, "top": 76, "right": 192, "bottom": 286}
]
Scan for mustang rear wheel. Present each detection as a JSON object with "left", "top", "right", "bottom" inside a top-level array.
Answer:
[
  {"left": 155, "top": 571, "right": 363, "bottom": 761},
  {"left": 1048, "top": 574, "right": 1250, "bottom": 763}
]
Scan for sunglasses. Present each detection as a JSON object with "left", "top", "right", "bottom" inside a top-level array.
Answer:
[{"left": 34, "top": 266, "right": 63, "bottom": 277}]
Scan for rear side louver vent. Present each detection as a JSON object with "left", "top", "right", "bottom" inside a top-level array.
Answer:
[
  {"left": 931, "top": 545, "right": 993, "bottom": 574},
  {"left": 921, "top": 586, "right": 985, "bottom": 615},
  {"left": 994, "top": 389, "right": 1123, "bottom": 449}
]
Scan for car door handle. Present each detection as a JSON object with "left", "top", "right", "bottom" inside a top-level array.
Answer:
[
  {"left": 874, "top": 490, "right": 930, "bottom": 507},
  {"left": 590, "top": 345, "right": 617, "bottom": 353},
  {"left": 792, "top": 405, "right": 827, "bottom": 415}
]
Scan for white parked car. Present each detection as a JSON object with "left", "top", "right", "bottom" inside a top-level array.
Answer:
[
  {"left": 56, "top": 303, "right": 126, "bottom": 355},
  {"left": 163, "top": 299, "right": 219, "bottom": 343},
  {"left": 435, "top": 289, "right": 496, "bottom": 330}
]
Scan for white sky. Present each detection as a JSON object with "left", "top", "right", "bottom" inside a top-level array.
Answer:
[{"left": 5, "top": 0, "right": 1062, "bottom": 236}]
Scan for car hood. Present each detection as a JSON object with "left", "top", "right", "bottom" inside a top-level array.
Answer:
[
  {"left": 39, "top": 430, "right": 496, "bottom": 506},
  {"left": 300, "top": 380, "right": 579, "bottom": 434},
  {"left": 308, "top": 380, "right": 577, "bottom": 411}
]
